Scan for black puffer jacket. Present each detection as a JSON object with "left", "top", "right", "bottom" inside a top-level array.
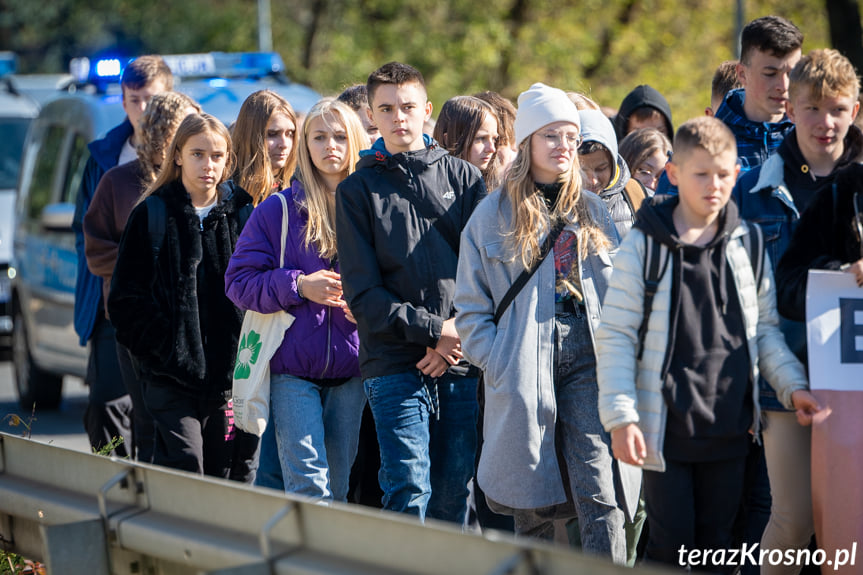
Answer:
[
  {"left": 335, "top": 138, "right": 487, "bottom": 378},
  {"left": 108, "top": 179, "right": 253, "bottom": 393}
]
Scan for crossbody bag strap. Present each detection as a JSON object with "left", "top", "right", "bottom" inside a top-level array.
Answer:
[
  {"left": 493, "top": 219, "right": 566, "bottom": 326},
  {"left": 274, "top": 192, "right": 289, "bottom": 268}
]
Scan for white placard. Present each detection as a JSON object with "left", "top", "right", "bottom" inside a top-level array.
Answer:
[{"left": 806, "top": 269, "right": 863, "bottom": 391}]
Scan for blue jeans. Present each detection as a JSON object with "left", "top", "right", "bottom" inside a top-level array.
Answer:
[
  {"left": 364, "top": 370, "right": 478, "bottom": 523},
  {"left": 254, "top": 420, "right": 284, "bottom": 491},
  {"left": 512, "top": 306, "right": 626, "bottom": 563},
  {"left": 269, "top": 374, "right": 366, "bottom": 501}
]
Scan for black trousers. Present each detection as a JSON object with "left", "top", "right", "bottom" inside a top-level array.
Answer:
[
  {"left": 83, "top": 316, "right": 133, "bottom": 457},
  {"left": 144, "top": 378, "right": 235, "bottom": 478},
  {"left": 643, "top": 456, "right": 746, "bottom": 574},
  {"left": 115, "top": 342, "right": 154, "bottom": 462}
]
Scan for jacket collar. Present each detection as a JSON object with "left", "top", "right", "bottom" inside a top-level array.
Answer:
[
  {"left": 715, "top": 88, "right": 793, "bottom": 136},
  {"left": 356, "top": 134, "right": 448, "bottom": 170},
  {"left": 87, "top": 118, "right": 134, "bottom": 172},
  {"left": 159, "top": 178, "right": 251, "bottom": 216}
]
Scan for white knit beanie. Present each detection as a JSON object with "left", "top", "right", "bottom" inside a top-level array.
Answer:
[{"left": 514, "top": 83, "right": 581, "bottom": 148}]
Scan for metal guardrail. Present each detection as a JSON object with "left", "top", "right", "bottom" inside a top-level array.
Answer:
[{"left": 0, "top": 432, "right": 664, "bottom": 574}]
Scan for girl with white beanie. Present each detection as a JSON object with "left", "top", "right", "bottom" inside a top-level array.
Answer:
[{"left": 454, "top": 83, "right": 628, "bottom": 562}]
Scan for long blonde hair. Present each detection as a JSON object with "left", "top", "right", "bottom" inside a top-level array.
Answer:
[
  {"left": 140, "top": 114, "right": 234, "bottom": 202},
  {"left": 296, "top": 99, "right": 366, "bottom": 260},
  {"left": 503, "top": 133, "right": 610, "bottom": 269},
  {"left": 232, "top": 90, "right": 298, "bottom": 206}
]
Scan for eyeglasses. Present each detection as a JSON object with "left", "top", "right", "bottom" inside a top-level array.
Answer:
[{"left": 536, "top": 129, "right": 581, "bottom": 149}]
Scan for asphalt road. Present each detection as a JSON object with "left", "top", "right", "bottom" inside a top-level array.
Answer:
[{"left": 0, "top": 356, "right": 91, "bottom": 453}]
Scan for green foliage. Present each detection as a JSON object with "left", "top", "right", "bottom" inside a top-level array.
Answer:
[
  {"left": 92, "top": 435, "right": 125, "bottom": 457},
  {"left": 0, "top": 0, "right": 845, "bottom": 124}
]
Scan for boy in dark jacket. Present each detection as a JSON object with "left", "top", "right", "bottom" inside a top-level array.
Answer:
[
  {"left": 714, "top": 16, "right": 802, "bottom": 173},
  {"left": 71, "top": 55, "right": 172, "bottom": 457},
  {"left": 335, "top": 62, "right": 487, "bottom": 523},
  {"left": 613, "top": 84, "right": 674, "bottom": 141},
  {"left": 736, "top": 49, "right": 861, "bottom": 574}
]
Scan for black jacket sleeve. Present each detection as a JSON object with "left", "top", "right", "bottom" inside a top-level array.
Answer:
[
  {"left": 775, "top": 184, "right": 849, "bottom": 321},
  {"left": 107, "top": 201, "right": 173, "bottom": 362},
  {"left": 336, "top": 179, "right": 444, "bottom": 348}
]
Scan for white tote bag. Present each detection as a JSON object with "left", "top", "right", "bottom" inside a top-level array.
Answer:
[{"left": 232, "top": 192, "right": 295, "bottom": 436}]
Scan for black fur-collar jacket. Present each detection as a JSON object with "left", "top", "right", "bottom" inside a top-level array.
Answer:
[{"left": 108, "top": 179, "right": 253, "bottom": 393}]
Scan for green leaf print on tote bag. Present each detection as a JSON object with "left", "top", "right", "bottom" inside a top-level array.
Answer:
[{"left": 231, "top": 192, "right": 295, "bottom": 436}]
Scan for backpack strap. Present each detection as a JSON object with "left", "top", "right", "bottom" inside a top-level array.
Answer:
[
  {"left": 238, "top": 202, "right": 254, "bottom": 230},
  {"left": 623, "top": 178, "right": 647, "bottom": 214},
  {"left": 145, "top": 195, "right": 166, "bottom": 261},
  {"left": 741, "top": 221, "right": 765, "bottom": 291},
  {"left": 637, "top": 233, "right": 670, "bottom": 360}
]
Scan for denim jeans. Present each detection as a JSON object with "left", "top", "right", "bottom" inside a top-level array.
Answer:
[
  {"left": 254, "top": 419, "right": 284, "bottom": 491},
  {"left": 364, "top": 370, "right": 478, "bottom": 523},
  {"left": 512, "top": 306, "right": 626, "bottom": 563},
  {"left": 270, "top": 374, "right": 366, "bottom": 501}
]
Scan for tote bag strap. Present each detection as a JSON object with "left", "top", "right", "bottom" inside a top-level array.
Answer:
[{"left": 274, "top": 192, "right": 290, "bottom": 268}]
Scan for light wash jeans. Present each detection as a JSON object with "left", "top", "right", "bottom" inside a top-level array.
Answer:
[
  {"left": 512, "top": 306, "right": 626, "bottom": 563},
  {"left": 269, "top": 373, "right": 366, "bottom": 501},
  {"left": 364, "top": 370, "right": 478, "bottom": 523}
]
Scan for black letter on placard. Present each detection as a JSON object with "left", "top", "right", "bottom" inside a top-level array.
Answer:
[{"left": 839, "top": 298, "right": 863, "bottom": 363}]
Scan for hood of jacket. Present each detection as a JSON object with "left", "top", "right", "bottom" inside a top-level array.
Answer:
[
  {"left": 634, "top": 194, "right": 740, "bottom": 251},
  {"left": 600, "top": 154, "right": 633, "bottom": 200},
  {"left": 634, "top": 194, "right": 741, "bottom": 323},
  {"left": 614, "top": 85, "right": 674, "bottom": 141}
]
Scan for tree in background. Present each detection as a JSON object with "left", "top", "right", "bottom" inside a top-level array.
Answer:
[{"left": 0, "top": 0, "right": 857, "bottom": 122}]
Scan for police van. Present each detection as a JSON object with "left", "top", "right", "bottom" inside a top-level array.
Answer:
[
  {"left": 10, "top": 52, "right": 320, "bottom": 409},
  {"left": 0, "top": 52, "right": 45, "bottom": 352}
]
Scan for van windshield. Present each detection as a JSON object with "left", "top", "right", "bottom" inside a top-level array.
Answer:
[{"left": 0, "top": 118, "right": 32, "bottom": 189}]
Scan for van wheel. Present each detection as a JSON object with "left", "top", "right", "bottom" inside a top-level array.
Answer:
[{"left": 12, "top": 304, "right": 63, "bottom": 411}]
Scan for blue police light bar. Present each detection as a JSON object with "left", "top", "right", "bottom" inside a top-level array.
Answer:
[
  {"left": 0, "top": 52, "right": 18, "bottom": 77},
  {"left": 163, "top": 52, "right": 284, "bottom": 78},
  {"left": 69, "top": 52, "right": 287, "bottom": 91}
]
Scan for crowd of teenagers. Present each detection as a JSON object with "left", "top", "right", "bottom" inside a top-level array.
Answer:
[{"left": 71, "top": 12, "right": 863, "bottom": 572}]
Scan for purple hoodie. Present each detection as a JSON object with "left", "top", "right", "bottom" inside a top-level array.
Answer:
[{"left": 225, "top": 179, "right": 360, "bottom": 380}]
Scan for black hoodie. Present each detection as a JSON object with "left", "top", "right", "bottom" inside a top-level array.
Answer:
[
  {"left": 634, "top": 196, "right": 753, "bottom": 461},
  {"left": 613, "top": 85, "right": 674, "bottom": 142}
]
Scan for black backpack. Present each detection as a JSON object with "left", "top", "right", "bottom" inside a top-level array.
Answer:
[{"left": 636, "top": 222, "right": 765, "bottom": 360}]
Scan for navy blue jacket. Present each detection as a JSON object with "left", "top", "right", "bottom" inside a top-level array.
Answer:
[
  {"left": 335, "top": 136, "right": 487, "bottom": 379},
  {"left": 715, "top": 88, "right": 793, "bottom": 174},
  {"left": 72, "top": 119, "right": 133, "bottom": 344}
]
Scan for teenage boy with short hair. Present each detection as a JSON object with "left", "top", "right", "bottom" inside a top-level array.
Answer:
[
  {"left": 734, "top": 49, "right": 861, "bottom": 574},
  {"left": 335, "top": 62, "right": 487, "bottom": 522},
  {"left": 707, "top": 60, "right": 742, "bottom": 117},
  {"left": 595, "top": 116, "right": 820, "bottom": 570},
  {"left": 72, "top": 55, "right": 173, "bottom": 457},
  {"left": 337, "top": 83, "right": 380, "bottom": 145},
  {"left": 715, "top": 15, "right": 803, "bottom": 172},
  {"left": 614, "top": 84, "right": 674, "bottom": 140}
]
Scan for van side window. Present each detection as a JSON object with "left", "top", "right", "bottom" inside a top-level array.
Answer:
[
  {"left": 62, "top": 134, "right": 89, "bottom": 204},
  {"left": 28, "top": 125, "right": 65, "bottom": 221}
]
